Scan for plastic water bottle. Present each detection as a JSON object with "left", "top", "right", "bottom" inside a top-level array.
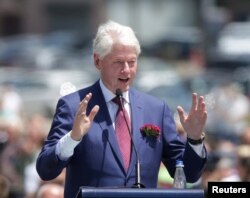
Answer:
[{"left": 173, "top": 160, "right": 186, "bottom": 189}]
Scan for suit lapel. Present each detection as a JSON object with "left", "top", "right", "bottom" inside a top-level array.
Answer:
[
  {"left": 87, "top": 83, "right": 145, "bottom": 175},
  {"left": 127, "top": 89, "right": 144, "bottom": 176},
  {"left": 89, "top": 81, "right": 125, "bottom": 172}
]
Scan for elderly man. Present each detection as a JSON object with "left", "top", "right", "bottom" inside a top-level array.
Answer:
[{"left": 36, "top": 21, "right": 207, "bottom": 198}]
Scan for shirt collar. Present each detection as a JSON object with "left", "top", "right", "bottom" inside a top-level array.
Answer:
[{"left": 99, "top": 79, "right": 130, "bottom": 104}]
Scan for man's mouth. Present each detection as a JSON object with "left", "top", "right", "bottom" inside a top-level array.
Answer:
[{"left": 118, "top": 78, "right": 130, "bottom": 83}]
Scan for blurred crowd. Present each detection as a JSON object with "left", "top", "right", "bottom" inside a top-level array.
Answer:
[
  {"left": 0, "top": 66, "right": 250, "bottom": 198},
  {"left": 0, "top": 26, "right": 250, "bottom": 198},
  {"left": 157, "top": 82, "right": 250, "bottom": 197},
  {"left": 0, "top": 0, "right": 250, "bottom": 197},
  {"left": 0, "top": 85, "right": 65, "bottom": 198}
]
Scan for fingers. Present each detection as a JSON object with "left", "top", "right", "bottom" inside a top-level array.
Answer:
[
  {"left": 191, "top": 93, "right": 206, "bottom": 113},
  {"left": 72, "top": 93, "right": 99, "bottom": 140},
  {"left": 192, "top": 93, "right": 207, "bottom": 124},
  {"left": 89, "top": 105, "right": 100, "bottom": 122},
  {"left": 197, "top": 95, "right": 207, "bottom": 120},
  {"left": 78, "top": 93, "right": 92, "bottom": 115},
  {"left": 197, "top": 95, "right": 205, "bottom": 111},
  {"left": 191, "top": 93, "right": 198, "bottom": 111},
  {"left": 177, "top": 93, "right": 208, "bottom": 136},
  {"left": 78, "top": 93, "right": 99, "bottom": 122}
]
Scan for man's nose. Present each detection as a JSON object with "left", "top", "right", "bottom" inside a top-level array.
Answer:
[{"left": 122, "top": 62, "right": 130, "bottom": 73}]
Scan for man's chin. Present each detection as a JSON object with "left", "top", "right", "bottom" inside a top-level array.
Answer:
[{"left": 115, "top": 86, "right": 130, "bottom": 93}]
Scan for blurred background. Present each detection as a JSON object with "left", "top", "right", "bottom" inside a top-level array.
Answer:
[{"left": 0, "top": 0, "right": 250, "bottom": 198}]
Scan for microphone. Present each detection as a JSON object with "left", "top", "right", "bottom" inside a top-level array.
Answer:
[{"left": 115, "top": 89, "right": 145, "bottom": 188}]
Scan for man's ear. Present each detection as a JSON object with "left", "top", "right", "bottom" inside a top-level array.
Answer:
[{"left": 93, "top": 53, "right": 101, "bottom": 70}]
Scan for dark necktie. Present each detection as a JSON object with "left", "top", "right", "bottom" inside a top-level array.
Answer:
[{"left": 112, "top": 96, "right": 131, "bottom": 171}]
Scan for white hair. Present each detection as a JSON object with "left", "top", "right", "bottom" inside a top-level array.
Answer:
[{"left": 93, "top": 21, "right": 141, "bottom": 59}]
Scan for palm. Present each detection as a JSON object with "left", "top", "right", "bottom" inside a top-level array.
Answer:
[
  {"left": 177, "top": 93, "right": 207, "bottom": 139},
  {"left": 71, "top": 93, "right": 99, "bottom": 141}
]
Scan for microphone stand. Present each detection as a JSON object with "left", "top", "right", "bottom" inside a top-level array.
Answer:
[
  {"left": 133, "top": 159, "right": 144, "bottom": 188},
  {"left": 116, "top": 89, "right": 145, "bottom": 188}
]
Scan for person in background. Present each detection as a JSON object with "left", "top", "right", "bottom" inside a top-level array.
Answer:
[
  {"left": 36, "top": 183, "right": 64, "bottom": 198},
  {"left": 36, "top": 20, "right": 207, "bottom": 198},
  {"left": 0, "top": 174, "right": 10, "bottom": 198},
  {"left": 240, "top": 127, "right": 250, "bottom": 145},
  {"left": 237, "top": 145, "right": 250, "bottom": 181}
]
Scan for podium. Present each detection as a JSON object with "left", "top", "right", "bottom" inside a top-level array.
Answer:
[{"left": 76, "top": 187, "right": 204, "bottom": 198}]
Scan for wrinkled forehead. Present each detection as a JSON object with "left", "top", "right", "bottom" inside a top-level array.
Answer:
[{"left": 109, "top": 43, "right": 138, "bottom": 58}]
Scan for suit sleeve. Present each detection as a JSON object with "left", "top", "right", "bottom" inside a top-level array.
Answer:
[
  {"left": 161, "top": 102, "right": 207, "bottom": 183},
  {"left": 36, "top": 97, "right": 76, "bottom": 181}
]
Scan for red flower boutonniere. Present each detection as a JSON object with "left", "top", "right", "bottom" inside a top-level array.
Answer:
[{"left": 140, "top": 124, "right": 161, "bottom": 138}]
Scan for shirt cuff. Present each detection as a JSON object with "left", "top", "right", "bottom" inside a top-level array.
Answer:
[
  {"left": 55, "top": 131, "right": 81, "bottom": 160},
  {"left": 188, "top": 143, "right": 206, "bottom": 158}
]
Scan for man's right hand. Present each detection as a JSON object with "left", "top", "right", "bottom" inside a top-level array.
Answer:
[{"left": 71, "top": 93, "right": 99, "bottom": 141}]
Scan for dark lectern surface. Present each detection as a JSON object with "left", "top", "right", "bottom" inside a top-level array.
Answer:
[{"left": 76, "top": 187, "right": 204, "bottom": 198}]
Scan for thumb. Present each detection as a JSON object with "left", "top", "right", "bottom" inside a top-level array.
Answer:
[{"left": 177, "top": 106, "right": 185, "bottom": 124}]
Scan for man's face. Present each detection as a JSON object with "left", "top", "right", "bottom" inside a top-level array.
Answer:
[{"left": 94, "top": 43, "right": 138, "bottom": 93}]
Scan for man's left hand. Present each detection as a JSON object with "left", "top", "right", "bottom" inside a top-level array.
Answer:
[{"left": 177, "top": 93, "right": 207, "bottom": 140}]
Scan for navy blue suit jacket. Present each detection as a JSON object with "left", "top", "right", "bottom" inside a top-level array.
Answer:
[{"left": 36, "top": 80, "right": 206, "bottom": 198}]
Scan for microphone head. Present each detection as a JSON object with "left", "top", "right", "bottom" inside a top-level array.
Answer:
[{"left": 115, "top": 89, "right": 123, "bottom": 97}]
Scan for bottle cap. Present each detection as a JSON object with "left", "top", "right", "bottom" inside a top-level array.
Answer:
[{"left": 176, "top": 160, "right": 184, "bottom": 167}]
